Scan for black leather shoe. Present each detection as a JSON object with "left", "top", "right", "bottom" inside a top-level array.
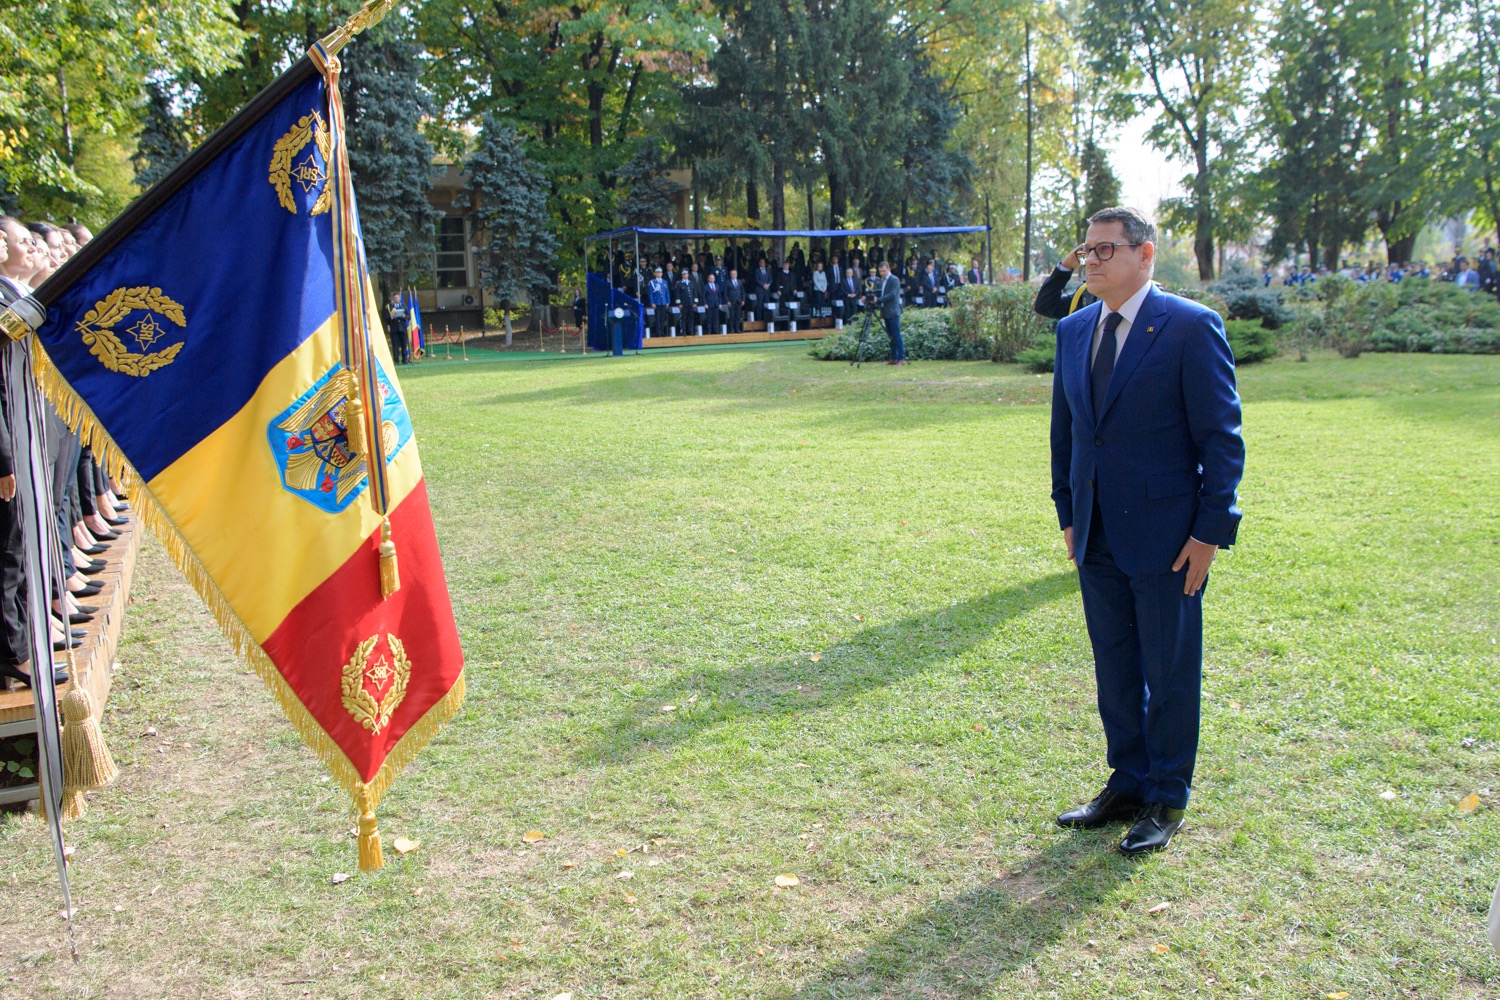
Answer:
[
  {"left": 1119, "top": 803, "right": 1186, "bottom": 855},
  {"left": 1057, "top": 787, "right": 1146, "bottom": 829},
  {"left": 82, "top": 544, "right": 108, "bottom": 555}
]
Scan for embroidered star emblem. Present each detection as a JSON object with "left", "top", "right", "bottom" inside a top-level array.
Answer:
[
  {"left": 291, "top": 153, "right": 326, "bottom": 194},
  {"left": 365, "top": 651, "right": 395, "bottom": 691},
  {"left": 127, "top": 314, "right": 167, "bottom": 350}
]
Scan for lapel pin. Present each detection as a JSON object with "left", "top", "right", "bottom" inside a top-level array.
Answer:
[{"left": 1147, "top": 326, "right": 1154, "bottom": 332}]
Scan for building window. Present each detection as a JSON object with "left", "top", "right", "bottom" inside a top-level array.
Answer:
[{"left": 435, "top": 216, "right": 468, "bottom": 289}]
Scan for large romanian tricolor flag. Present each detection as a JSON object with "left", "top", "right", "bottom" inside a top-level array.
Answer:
[{"left": 5, "top": 2, "right": 463, "bottom": 869}]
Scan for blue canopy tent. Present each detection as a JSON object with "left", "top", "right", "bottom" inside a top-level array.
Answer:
[{"left": 583, "top": 225, "right": 990, "bottom": 352}]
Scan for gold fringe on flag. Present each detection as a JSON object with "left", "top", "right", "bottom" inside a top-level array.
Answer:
[{"left": 26, "top": 342, "right": 466, "bottom": 862}]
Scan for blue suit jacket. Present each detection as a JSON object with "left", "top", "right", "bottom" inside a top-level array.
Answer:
[{"left": 1050, "top": 285, "right": 1244, "bottom": 576}]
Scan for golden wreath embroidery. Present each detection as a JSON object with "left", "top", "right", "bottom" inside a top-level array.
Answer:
[
  {"left": 341, "top": 634, "right": 411, "bottom": 735},
  {"left": 269, "top": 111, "right": 333, "bottom": 216},
  {"left": 74, "top": 286, "right": 187, "bottom": 377}
]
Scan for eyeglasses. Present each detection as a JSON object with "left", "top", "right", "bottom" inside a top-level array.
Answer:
[{"left": 1076, "top": 241, "right": 1144, "bottom": 262}]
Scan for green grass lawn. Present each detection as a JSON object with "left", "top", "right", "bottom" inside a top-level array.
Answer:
[{"left": 4, "top": 347, "right": 1498, "bottom": 999}]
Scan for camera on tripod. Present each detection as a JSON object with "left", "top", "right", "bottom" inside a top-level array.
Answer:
[{"left": 860, "top": 275, "right": 880, "bottom": 306}]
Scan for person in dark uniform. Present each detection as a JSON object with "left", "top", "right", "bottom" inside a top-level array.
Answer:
[
  {"left": 571, "top": 287, "right": 587, "bottom": 336},
  {"left": 674, "top": 270, "right": 698, "bottom": 334},
  {"left": 1034, "top": 245, "right": 1097, "bottom": 320},
  {"left": 725, "top": 268, "right": 746, "bottom": 332}
]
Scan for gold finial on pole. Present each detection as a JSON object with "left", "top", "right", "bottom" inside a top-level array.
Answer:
[{"left": 318, "top": 0, "right": 399, "bottom": 56}]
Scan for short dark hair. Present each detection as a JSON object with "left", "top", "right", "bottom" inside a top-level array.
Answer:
[{"left": 1087, "top": 206, "right": 1157, "bottom": 245}]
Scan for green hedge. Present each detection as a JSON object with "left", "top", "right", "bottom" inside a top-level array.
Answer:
[
  {"left": 808, "top": 308, "right": 992, "bottom": 361},
  {"left": 949, "top": 283, "right": 1052, "bottom": 361},
  {"left": 1015, "top": 317, "right": 1276, "bottom": 374}
]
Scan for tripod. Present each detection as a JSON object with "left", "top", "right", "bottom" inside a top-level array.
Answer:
[{"left": 850, "top": 305, "right": 878, "bottom": 368}]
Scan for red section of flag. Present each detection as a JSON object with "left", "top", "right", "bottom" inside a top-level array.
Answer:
[{"left": 262, "top": 478, "right": 463, "bottom": 783}]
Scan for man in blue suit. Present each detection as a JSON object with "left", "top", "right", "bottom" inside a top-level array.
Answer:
[{"left": 1050, "top": 206, "right": 1244, "bottom": 855}]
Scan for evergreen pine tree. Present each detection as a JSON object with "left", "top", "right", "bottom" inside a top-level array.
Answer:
[
  {"left": 341, "top": 24, "right": 440, "bottom": 291},
  {"left": 618, "top": 144, "right": 683, "bottom": 230},
  {"left": 463, "top": 115, "right": 558, "bottom": 344},
  {"left": 132, "top": 82, "right": 192, "bottom": 190}
]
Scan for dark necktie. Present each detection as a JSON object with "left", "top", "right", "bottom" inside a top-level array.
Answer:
[{"left": 1091, "top": 311, "right": 1124, "bottom": 419}]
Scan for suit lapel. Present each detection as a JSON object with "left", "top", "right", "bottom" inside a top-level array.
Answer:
[{"left": 1099, "top": 286, "right": 1170, "bottom": 422}]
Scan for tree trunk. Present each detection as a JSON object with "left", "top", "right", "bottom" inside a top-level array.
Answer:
[
  {"left": 1387, "top": 233, "right": 1417, "bottom": 265},
  {"left": 1192, "top": 139, "right": 1214, "bottom": 281},
  {"left": 1023, "top": 20, "right": 1033, "bottom": 281},
  {"left": 56, "top": 67, "right": 73, "bottom": 163},
  {"left": 772, "top": 159, "right": 786, "bottom": 261},
  {"left": 828, "top": 169, "right": 847, "bottom": 253},
  {"left": 747, "top": 180, "right": 760, "bottom": 223}
]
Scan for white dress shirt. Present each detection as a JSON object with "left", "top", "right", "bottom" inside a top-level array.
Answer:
[{"left": 1090, "top": 279, "right": 1154, "bottom": 366}]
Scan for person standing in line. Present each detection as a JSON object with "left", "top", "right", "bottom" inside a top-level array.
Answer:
[
  {"left": 725, "top": 268, "right": 746, "bottom": 333},
  {"left": 1049, "top": 206, "right": 1244, "bottom": 856},
  {"left": 877, "top": 260, "right": 906, "bottom": 366},
  {"left": 385, "top": 292, "right": 409, "bottom": 364}
]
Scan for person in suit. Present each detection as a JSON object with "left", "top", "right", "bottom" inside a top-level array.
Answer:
[
  {"left": 702, "top": 271, "right": 723, "bottom": 334},
  {"left": 1050, "top": 206, "right": 1244, "bottom": 855},
  {"left": 1034, "top": 245, "right": 1097, "bottom": 320},
  {"left": 754, "top": 258, "right": 773, "bottom": 321},
  {"left": 918, "top": 261, "right": 940, "bottom": 307},
  {"left": 877, "top": 260, "right": 905, "bottom": 365},
  {"left": 840, "top": 268, "right": 860, "bottom": 322},
  {"left": 385, "top": 292, "right": 409, "bottom": 365},
  {"left": 647, "top": 267, "right": 672, "bottom": 338},
  {"left": 725, "top": 268, "right": 746, "bottom": 332},
  {"left": 966, "top": 259, "right": 983, "bottom": 286}
]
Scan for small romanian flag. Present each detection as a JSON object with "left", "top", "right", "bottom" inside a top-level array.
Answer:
[
  {"left": 12, "top": 10, "right": 463, "bottom": 869},
  {"left": 406, "top": 288, "right": 424, "bottom": 358}
]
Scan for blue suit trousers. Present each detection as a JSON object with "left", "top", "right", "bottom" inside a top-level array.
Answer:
[{"left": 1078, "top": 502, "right": 1203, "bottom": 809}]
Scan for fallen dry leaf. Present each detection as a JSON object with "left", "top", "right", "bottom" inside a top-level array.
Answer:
[
  {"left": 623, "top": 893, "right": 637, "bottom": 905},
  {"left": 331, "top": 873, "right": 351, "bottom": 884},
  {"left": 1152, "top": 943, "right": 1169, "bottom": 955},
  {"left": 560, "top": 861, "right": 576, "bottom": 869},
  {"left": 1380, "top": 789, "right": 1398, "bottom": 801},
  {"left": 523, "top": 830, "right": 546, "bottom": 843},
  {"left": 854, "top": 614, "right": 863, "bottom": 621},
  {"left": 1326, "top": 993, "right": 1350, "bottom": 999},
  {"left": 775, "top": 874, "right": 800, "bottom": 887},
  {"left": 553, "top": 994, "right": 574, "bottom": 1000},
  {"left": 617, "top": 870, "right": 634, "bottom": 880},
  {"left": 756, "top": 948, "right": 765, "bottom": 956},
  {"left": 1229, "top": 701, "right": 1242, "bottom": 710},
  {"left": 615, "top": 847, "right": 629, "bottom": 856},
  {"left": 661, "top": 704, "right": 677, "bottom": 712},
  {"left": 1458, "top": 793, "right": 1481, "bottom": 812},
  {"left": 1147, "top": 901, "right": 1170, "bottom": 914},
  {"left": 651, "top": 837, "right": 669, "bottom": 846},
  {"left": 810, "top": 654, "right": 822, "bottom": 662},
  {"left": 687, "top": 694, "right": 699, "bottom": 703},
  {"left": 647, "top": 858, "right": 661, "bottom": 867},
  {"left": 392, "top": 837, "right": 419, "bottom": 855}
]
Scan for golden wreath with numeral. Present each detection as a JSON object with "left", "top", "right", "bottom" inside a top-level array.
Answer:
[
  {"left": 269, "top": 111, "right": 333, "bottom": 216},
  {"left": 341, "top": 634, "right": 412, "bottom": 735},
  {"left": 75, "top": 286, "right": 187, "bottom": 377}
]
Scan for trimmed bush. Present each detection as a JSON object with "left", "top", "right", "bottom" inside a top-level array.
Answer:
[
  {"left": 807, "top": 308, "right": 992, "bottom": 362},
  {"left": 1224, "top": 319, "right": 1278, "bottom": 364},
  {"left": 1016, "top": 343, "right": 1055, "bottom": 373},
  {"left": 949, "top": 283, "right": 1051, "bottom": 362}
]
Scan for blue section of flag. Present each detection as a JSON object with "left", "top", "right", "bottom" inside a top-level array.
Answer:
[
  {"left": 35, "top": 73, "right": 338, "bottom": 482},
  {"left": 265, "top": 359, "right": 412, "bottom": 514}
]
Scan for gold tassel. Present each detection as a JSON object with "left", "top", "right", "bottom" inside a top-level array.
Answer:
[
  {"left": 358, "top": 809, "right": 383, "bottom": 870},
  {"left": 344, "top": 394, "right": 368, "bottom": 460},
  {"left": 62, "top": 789, "right": 88, "bottom": 821},
  {"left": 378, "top": 517, "right": 399, "bottom": 598},
  {"left": 61, "top": 688, "right": 118, "bottom": 796}
]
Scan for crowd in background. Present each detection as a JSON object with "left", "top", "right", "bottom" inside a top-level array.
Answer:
[
  {"left": 0, "top": 215, "right": 130, "bottom": 692},
  {"left": 1265, "top": 245, "right": 1500, "bottom": 297},
  {"left": 605, "top": 238, "right": 985, "bottom": 336}
]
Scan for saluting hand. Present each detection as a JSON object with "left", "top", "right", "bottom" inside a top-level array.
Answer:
[{"left": 1172, "top": 537, "right": 1217, "bottom": 596}]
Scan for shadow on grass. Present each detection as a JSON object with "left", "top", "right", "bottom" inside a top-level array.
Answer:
[
  {"left": 781, "top": 838, "right": 1129, "bottom": 999},
  {"left": 585, "top": 571, "right": 1077, "bottom": 765}
]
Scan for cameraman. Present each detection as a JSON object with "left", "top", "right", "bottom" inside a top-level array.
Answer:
[{"left": 877, "top": 260, "right": 906, "bottom": 365}]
